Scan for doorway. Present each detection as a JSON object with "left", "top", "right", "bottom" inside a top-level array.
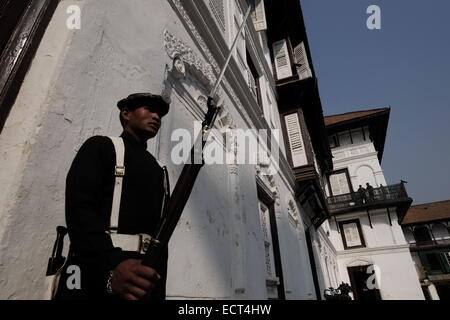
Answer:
[{"left": 347, "top": 265, "right": 382, "bottom": 300}]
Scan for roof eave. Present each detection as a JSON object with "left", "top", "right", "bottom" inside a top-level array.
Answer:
[{"left": 325, "top": 108, "right": 391, "bottom": 163}]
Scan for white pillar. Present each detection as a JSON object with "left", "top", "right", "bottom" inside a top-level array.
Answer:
[{"left": 228, "top": 137, "right": 247, "bottom": 297}]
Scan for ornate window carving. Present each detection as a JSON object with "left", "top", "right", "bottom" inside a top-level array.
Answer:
[{"left": 208, "top": 0, "right": 226, "bottom": 32}]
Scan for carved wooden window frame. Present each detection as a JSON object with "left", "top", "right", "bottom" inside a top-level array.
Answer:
[
  {"left": 327, "top": 168, "right": 354, "bottom": 196},
  {"left": 256, "top": 178, "right": 286, "bottom": 299},
  {"left": 339, "top": 219, "right": 366, "bottom": 250},
  {"left": 0, "top": 0, "right": 59, "bottom": 134}
]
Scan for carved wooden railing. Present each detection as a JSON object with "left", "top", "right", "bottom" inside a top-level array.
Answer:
[{"left": 327, "top": 183, "right": 410, "bottom": 212}]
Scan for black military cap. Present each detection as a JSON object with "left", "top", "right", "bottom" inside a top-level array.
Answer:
[{"left": 117, "top": 93, "right": 170, "bottom": 116}]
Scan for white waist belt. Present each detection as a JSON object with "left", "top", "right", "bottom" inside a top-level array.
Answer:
[{"left": 109, "top": 233, "right": 154, "bottom": 255}]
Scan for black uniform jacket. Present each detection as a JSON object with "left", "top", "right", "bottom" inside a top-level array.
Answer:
[{"left": 57, "top": 131, "right": 167, "bottom": 300}]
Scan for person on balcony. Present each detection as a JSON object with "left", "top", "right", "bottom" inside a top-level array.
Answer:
[
  {"left": 379, "top": 184, "right": 387, "bottom": 200},
  {"left": 357, "top": 185, "right": 366, "bottom": 205},
  {"left": 366, "top": 183, "right": 375, "bottom": 203}
]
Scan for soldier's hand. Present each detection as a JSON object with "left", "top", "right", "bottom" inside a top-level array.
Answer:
[
  {"left": 111, "top": 258, "right": 161, "bottom": 300},
  {"left": 207, "top": 96, "right": 217, "bottom": 109}
]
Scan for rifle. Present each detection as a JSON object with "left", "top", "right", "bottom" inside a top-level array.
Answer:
[{"left": 141, "top": 6, "right": 252, "bottom": 299}]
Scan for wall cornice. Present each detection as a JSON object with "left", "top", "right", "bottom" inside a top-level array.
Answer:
[
  {"left": 317, "top": 227, "right": 338, "bottom": 256},
  {"left": 336, "top": 244, "right": 410, "bottom": 258},
  {"left": 332, "top": 152, "right": 379, "bottom": 166}
]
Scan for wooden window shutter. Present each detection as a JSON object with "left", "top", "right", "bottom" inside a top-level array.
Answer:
[
  {"left": 329, "top": 172, "right": 351, "bottom": 196},
  {"left": 272, "top": 39, "right": 293, "bottom": 80},
  {"left": 444, "top": 252, "right": 450, "bottom": 266},
  {"left": 251, "top": 0, "right": 267, "bottom": 31},
  {"left": 329, "top": 174, "right": 340, "bottom": 196},
  {"left": 293, "top": 42, "right": 312, "bottom": 80},
  {"left": 284, "top": 113, "right": 307, "bottom": 167}
]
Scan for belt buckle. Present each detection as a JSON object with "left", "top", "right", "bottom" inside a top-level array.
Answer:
[
  {"left": 138, "top": 234, "right": 152, "bottom": 254},
  {"left": 115, "top": 165, "right": 125, "bottom": 177}
]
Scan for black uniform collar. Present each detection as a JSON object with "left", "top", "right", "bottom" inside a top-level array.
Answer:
[{"left": 120, "top": 131, "right": 148, "bottom": 150}]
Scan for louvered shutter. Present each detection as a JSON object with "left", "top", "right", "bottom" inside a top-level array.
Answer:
[
  {"left": 284, "top": 113, "right": 307, "bottom": 167},
  {"left": 294, "top": 42, "right": 312, "bottom": 80},
  {"left": 251, "top": 0, "right": 267, "bottom": 31},
  {"left": 272, "top": 39, "right": 292, "bottom": 80}
]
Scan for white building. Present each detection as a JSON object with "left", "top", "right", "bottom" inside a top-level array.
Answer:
[
  {"left": 401, "top": 200, "right": 450, "bottom": 300},
  {"left": 314, "top": 108, "right": 425, "bottom": 300}
]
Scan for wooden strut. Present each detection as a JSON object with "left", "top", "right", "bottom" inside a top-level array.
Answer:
[
  {"left": 334, "top": 214, "right": 340, "bottom": 234},
  {"left": 141, "top": 6, "right": 252, "bottom": 300},
  {"left": 386, "top": 207, "right": 392, "bottom": 226},
  {"left": 367, "top": 209, "right": 373, "bottom": 229}
]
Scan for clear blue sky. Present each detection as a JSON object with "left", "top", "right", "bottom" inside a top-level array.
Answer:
[{"left": 301, "top": 0, "right": 450, "bottom": 205}]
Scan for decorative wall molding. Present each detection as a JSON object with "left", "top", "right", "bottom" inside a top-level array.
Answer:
[
  {"left": 229, "top": 165, "right": 239, "bottom": 176},
  {"left": 332, "top": 151, "right": 379, "bottom": 165},
  {"left": 317, "top": 227, "right": 338, "bottom": 256},
  {"left": 287, "top": 198, "right": 299, "bottom": 228},
  {"left": 167, "top": 0, "right": 260, "bottom": 138},
  {"left": 346, "top": 258, "right": 373, "bottom": 267},
  {"left": 255, "top": 166, "right": 280, "bottom": 208},
  {"left": 266, "top": 175, "right": 280, "bottom": 206},
  {"left": 163, "top": 30, "right": 219, "bottom": 100},
  {"left": 337, "top": 244, "right": 410, "bottom": 257},
  {"left": 207, "top": 0, "right": 226, "bottom": 32},
  {"left": 164, "top": 29, "right": 243, "bottom": 132}
]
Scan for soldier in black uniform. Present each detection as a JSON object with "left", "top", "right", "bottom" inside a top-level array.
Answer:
[
  {"left": 56, "top": 93, "right": 170, "bottom": 300},
  {"left": 357, "top": 185, "right": 366, "bottom": 204},
  {"left": 366, "top": 183, "right": 375, "bottom": 203}
]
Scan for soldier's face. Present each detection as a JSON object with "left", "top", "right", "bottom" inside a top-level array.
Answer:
[{"left": 123, "top": 105, "right": 162, "bottom": 139}]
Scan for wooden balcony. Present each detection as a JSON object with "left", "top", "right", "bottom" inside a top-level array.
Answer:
[
  {"left": 409, "top": 239, "right": 450, "bottom": 251},
  {"left": 327, "top": 183, "right": 412, "bottom": 216},
  {"left": 293, "top": 164, "right": 330, "bottom": 228}
]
